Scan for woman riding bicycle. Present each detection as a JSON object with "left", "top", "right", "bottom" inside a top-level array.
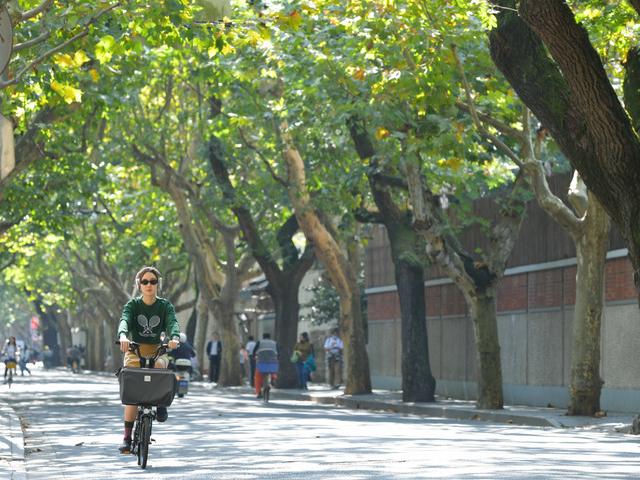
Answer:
[
  {"left": 117, "top": 266, "right": 180, "bottom": 454},
  {"left": 2, "top": 336, "right": 17, "bottom": 384},
  {"left": 253, "top": 333, "right": 279, "bottom": 399}
]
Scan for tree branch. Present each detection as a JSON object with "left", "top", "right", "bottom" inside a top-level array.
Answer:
[
  {"left": 238, "top": 126, "right": 288, "bottom": 187},
  {"left": 452, "top": 44, "right": 523, "bottom": 167},
  {"left": 13, "top": 30, "right": 51, "bottom": 53},
  {"left": 0, "top": 2, "right": 121, "bottom": 89},
  {"left": 21, "top": 0, "right": 53, "bottom": 21}
]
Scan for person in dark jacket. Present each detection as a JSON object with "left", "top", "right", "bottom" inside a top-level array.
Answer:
[{"left": 206, "top": 332, "right": 222, "bottom": 383}]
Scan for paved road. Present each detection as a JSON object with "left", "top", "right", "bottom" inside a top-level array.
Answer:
[{"left": 2, "top": 368, "right": 640, "bottom": 479}]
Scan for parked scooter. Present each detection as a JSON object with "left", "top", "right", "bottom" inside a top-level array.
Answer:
[{"left": 174, "top": 358, "right": 191, "bottom": 398}]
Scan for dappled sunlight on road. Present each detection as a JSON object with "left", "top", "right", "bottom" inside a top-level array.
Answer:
[{"left": 2, "top": 367, "right": 640, "bottom": 479}]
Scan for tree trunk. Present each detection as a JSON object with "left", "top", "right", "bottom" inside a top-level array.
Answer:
[
  {"left": 342, "top": 285, "right": 372, "bottom": 395},
  {"left": 282, "top": 135, "right": 371, "bottom": 394},
  {"left": 214, "top": 297, "right": 242, "bottom": 386},
  {"left": 348, "top": 115, "right": 435, "bottom": 402},
  {"left": 194, "top": 288, "right": 210, "bottom": 374},
  {"left": 468, "top": 288, "right": 503, "bottom": 409},
  {"left": 86, "top": 319, "right": 102, "bottom": 371},
  {"left": 207, "top": 135, "right": 315, "bottom": 388},
  {"left": 394, "top": 251, "right": 436, "bottom": 402},
  {"left": 103, "top": 318, "right": 117, "bottom": 372},
  {"left": 271, "top": 282, "right": 301, "bottom": 388},
  {"left": 569, "top": 193, "right": 609, "bottom": 415},
  {"left": 56, "top": 308, "right": 72, "bottom": 367}
]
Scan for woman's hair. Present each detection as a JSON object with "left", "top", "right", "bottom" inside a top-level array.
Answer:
[
  {"left": 301, "top": 332, "right": 309, "bottom": 341},
  {"left": 135, "top": 266, "right": 162, "bottom": 289}
]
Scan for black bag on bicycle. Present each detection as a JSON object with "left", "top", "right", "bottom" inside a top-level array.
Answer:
[{"left": 118, "top": 367, "right": 177, "bottom": 407}]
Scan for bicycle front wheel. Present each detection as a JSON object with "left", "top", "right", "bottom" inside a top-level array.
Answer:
[{"left": 139, "top": 415, "right": 152, "bottom": 469}]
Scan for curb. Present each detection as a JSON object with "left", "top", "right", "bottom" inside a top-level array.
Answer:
[
  {"left": 0, "top": 400, "right": 26, "bottom": 480},
  {"left": 265, "top": 389, "right": 561, "bottom": 429}
]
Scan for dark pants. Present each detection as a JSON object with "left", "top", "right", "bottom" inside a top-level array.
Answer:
[
  {"left": 249, "top": 357, "right": 256, "bottom": 387},
  {"left": 208, "top": 355, "right": 221, "bottom": 382},
  {"left": 295, "top": 361, "right": 309, "bottom": 390}
]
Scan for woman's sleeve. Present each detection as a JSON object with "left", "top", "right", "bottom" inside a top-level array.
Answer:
[
  {"left": 165, "top": 302, "right": 181, "bottom": 340},
  {"left": 117, "top": 300, "right": 134, "bottom": 338}
]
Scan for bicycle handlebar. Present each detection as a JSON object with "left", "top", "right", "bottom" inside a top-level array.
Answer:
[{"left": 114, "top": 340, "right": 174, "bottom": 362}]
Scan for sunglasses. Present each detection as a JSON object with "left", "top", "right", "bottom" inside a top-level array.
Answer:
[{"left": 140, "top": 278, "right": 158, "bottom": 286}]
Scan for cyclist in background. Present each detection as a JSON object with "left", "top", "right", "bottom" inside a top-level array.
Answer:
[
  {"left": 170, "top": 332, "right": 196, "bottom": 373},
  {"left": 117, "top": 266, "right": 180, "bottom": 454},
  {"left": 253, "top": 333, "right": 279, "bottom": 399},
  {"left": 2, "top": 336, "right": 17, "bottom": 383}
]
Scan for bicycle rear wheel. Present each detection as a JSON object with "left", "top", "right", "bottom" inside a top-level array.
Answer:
[
  {"left": 139, "top": 415, "right": 151, "bottom": 469},
  {"left": 262, "top": 375, "right": 270, "bottom": 403}
]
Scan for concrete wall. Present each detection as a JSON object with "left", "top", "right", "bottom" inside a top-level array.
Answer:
[{"left": 367, "top": 299, "right": 640, "bottom": 413}]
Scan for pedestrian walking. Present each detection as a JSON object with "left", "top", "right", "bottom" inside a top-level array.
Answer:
[
  {"left": 206, "top": 332, "right": 222, "bottom": 383},
  {"left": 239, "top": 346, "right": 248, "bottom": 381},
  {"left": 292, "top": 332, "right": 314, "bottom": 390},
  {"left": 245, "top": 335, "right": 256, "bottom": 387},
  {"left": 324, "top": 327, "right": 343, "bottom": 389},
  {"left": 18, "top": 345, "right": 32, "bottom": 376}
]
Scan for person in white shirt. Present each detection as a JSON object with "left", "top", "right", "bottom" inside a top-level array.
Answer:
[
  {"left": 324, "top": 327, "right": 344, "bottom": 389},
  {"left": 245, "top": 336, "right": 257, "bottom": 387}
]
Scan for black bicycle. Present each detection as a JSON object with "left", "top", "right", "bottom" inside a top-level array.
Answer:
[{"left": 116, "top": 341, "right": 176, "bottom": 469}]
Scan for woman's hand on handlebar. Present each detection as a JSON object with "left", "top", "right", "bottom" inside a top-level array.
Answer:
[{"left": 119, "top": 337, "right": 130, "bottom": 353}]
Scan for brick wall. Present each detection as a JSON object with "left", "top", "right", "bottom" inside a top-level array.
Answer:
[{"left": 368, "top": 257, "right": 636, "bottom": 321}]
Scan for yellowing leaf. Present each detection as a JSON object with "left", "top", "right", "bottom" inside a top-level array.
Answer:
[
  {"left": 375, "top": 127, "right": 390, "bottom": 140},
  {"left": 73, "top": 50, "right": 90, "bottom": 66},
  {"left": 54, "top": 54, "right": 74, "bottom": 69},
  {"left": 259, "top": 26, "right": 271, "bottom": 40},
  {"left": 279, "top": 10, "right": 303, "bottom": 30},
  {"left": 50, "top": 80, "right": 83, "bottom": 104},
  {"left": 95, "top": 35, "right": 116, "bottom": 64},
  {"left": 89, "top": 69, "right": 99, "bottom": 82},
  {"left": 221, "top": 43, "right": 235, "bottom": 55},
  {"left": 438, "top": 157, "right": 463, "bottom": 171},
  {"left": 353, "top": 68, "right": 366, "bottom": 81},
  {"left": 288, "top": 11, "right": 302, "bottom": 30},
  {"left": 247, "top": 30, "right": 262, "bottom": 46}
]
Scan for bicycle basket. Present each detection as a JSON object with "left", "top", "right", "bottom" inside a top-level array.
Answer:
[
  {"left": 118, "top": 367, "right": 176, "bottom": 407},
  {"left": 256, "top": 360, "right": 279, "bottom": 374}
]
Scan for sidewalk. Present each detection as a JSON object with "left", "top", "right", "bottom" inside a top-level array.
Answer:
[
  {"left": 206, "top": 382, "right": 637, "bottom": 433},
  {"left": 0, "top": 399, "right": 26, "bottom": 480}
]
